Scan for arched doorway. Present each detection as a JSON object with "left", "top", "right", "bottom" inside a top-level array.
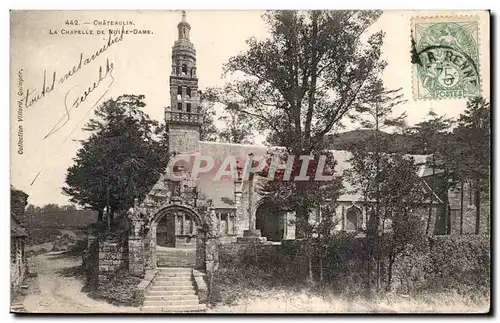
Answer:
[
  {"left": 256, "top": 202, "right": 285, "bottom": 242},
  {"left": 150, "top": 205, "right": 205, "bottom": 269}
]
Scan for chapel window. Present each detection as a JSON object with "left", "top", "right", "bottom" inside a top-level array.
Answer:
[{"left": 345, "top": 207, "right": 361, "bottom": 231}]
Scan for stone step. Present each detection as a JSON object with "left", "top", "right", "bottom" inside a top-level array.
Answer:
[
  {"left": 157, "top": 256, "right": 195, "bottom": 260},
  {"left": 156, "top": 250, "right": 196, "bottom": 255},
  {"left": 146, "top": 289, "right": 196, "bottom": 295},
  {"left": 149, "top": 285, "right": 194, "bottom": 292},
  {"left": 143, "top": 299, "right": 200, "bottom": 307},
  {"left": 158, "top": 267, "right": 193, "bottom": 272},
  {"left": 144, "top": 294, "right": 199, "bottom": 301},
  {"left": 10, "top": 304, "right": 25, "bottom": 312},
  {"left": 156, "top": 254, "right": 196, "bottom": 259},
  {"left": 157, "top": 262, "right": 195, "bottom": 268},
  {"left": 153, "top": 280, "right": 193, "bottom": 287},
  {"left": 156, "top": 272, "right": 192, "bottom": 278},
  {"left": 157, "top": 263, "right": 195, "bottom": 268},
  {"left": 174, "top": 243, "right": 196, "bottom": 249},
  {"left": 141, "top": 304, "right": 207, "bottom": 313},
  {"left": 155, "top": 276, "right": 192, "bottom": 281}
]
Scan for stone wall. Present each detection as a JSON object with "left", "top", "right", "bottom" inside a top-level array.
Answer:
[
  {"left": 168, "top": 123, "right": 200, "bottom": 155},
  {"left": 83, "top": 236, "right": 99, "bottom": 288},
  {"left": 128, "top": 238, "right": 145, "bottom": 276},
  {"left": 98, "top": 241, "right": 127, "bottom": 284}
]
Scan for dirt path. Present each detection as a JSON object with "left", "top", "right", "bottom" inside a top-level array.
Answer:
[{"left": 22, "top": 252, "right": 140, "bottom": 313}]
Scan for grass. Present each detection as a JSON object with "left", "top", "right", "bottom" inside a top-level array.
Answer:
[
  {"left": 208, "top": 264, "right": 490, "bottom": 314},
  {"left": 208, "top": 286, "right": 490, "bottom": 313}
]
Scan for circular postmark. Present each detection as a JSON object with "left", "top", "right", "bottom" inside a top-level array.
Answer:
[{"left": 415, "top": 21, "right": 480, "bottom": 99}]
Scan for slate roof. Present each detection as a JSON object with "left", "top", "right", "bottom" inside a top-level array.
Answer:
[{"left": 187, "top": 141, "right": 443, "bottom": 207}]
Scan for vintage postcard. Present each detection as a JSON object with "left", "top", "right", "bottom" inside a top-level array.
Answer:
[{"left": 10, "top": 10, "right": 491, "bottom": 314}]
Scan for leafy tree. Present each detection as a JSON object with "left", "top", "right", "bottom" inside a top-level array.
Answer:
[
  {"left": 256, "top": 149, "right": 343, "bottom": 282},
  {"left": 375, "top": 154, "right": 427, "bottom": 291},
  {"left": 25, "top": 204, "right": 78, "bottom": 215},
  {"left": 11, "top": 186, "right": 29, "bottom": 222},
  {"left": 412, "top": 110, "right": 454, "bottom": 234},
  {"left": 25, "top": 204, "right": 41, "bottom": 215},
  {"left": 216, "top": 10, "right": 399, "bottom": 236},
  {"left": 198, "top": 90, "right": 220, "bottom": 142},
  {"left": 63, "top": 94, "right": 169, "bottom": 225},
  {"left": 218, "top": 104, "right": 255, "bottom": 144},
  {"left": 453, "top": 97, "right": 490, "bottom": 234},
  {"left": 344, "top": 85, "right": 406, "bottom": 291}
]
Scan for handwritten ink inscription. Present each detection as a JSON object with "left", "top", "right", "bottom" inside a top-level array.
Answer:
[{"left": 19, "top": 25, "right": 126, "bottom": 140}]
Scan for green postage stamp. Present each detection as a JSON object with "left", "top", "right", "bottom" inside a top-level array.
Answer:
[{"left": 411, "top": 16, "right": 481, "bottom": 100}]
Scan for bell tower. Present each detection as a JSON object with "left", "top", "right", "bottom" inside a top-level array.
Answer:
[{"left": 165, "top": 10, "right": 201, "bottom": 155}]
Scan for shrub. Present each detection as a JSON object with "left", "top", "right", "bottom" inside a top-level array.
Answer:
[
  {"left": 422, "top": 235, "right": 490, "bottom": 295},
  {"left": 217, "top": 234, "right": 490, "bottom": 303},
  {"left": 26, "top": 228, "right": 62, "bottom": 245}
]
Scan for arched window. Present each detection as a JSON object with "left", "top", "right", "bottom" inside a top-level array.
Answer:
[
  {"left": 181, "top": 64, "right": 187, "bottom": 76},
  {"left": 186, "top": 103, "right": 192, "bottom": 113},
  {"left": 345, "top": 206, "right": 361, "bottom": 231},
  {"left": 177, "top": 102, "right": 182, "bottom": 110},
  {"left": 186, "top": 87, "right": 191, "bottom": 98},
  {"left": 177, "top": 86, "right": 182, "bottom": 101}
]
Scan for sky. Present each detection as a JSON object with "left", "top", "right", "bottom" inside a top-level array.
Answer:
[{"left": 10, "top": 10, "right": 490, "bottom": 206}]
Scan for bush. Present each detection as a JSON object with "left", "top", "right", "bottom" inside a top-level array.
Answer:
[
  {"left": 216, "top": 234, "right": 490, "bottom": 304},
  {"left": 422, "top": 235, "right": 490, "bottom": 295},
  {"left": 389, "top": 235, "right": 490, "bottom": 296},
  {"left": 27, "top": 228, "right": 62, "bottom": 245}
]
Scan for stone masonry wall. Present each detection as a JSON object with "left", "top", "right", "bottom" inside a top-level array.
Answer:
[
  {"left": 98, "top": 241, "right": 127, "bottom": 284},
  {"left": 168, "top": 124, "right": 200, "bottom": 155}
]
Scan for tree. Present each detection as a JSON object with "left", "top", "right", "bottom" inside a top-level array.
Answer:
[
  {"left": 256, "top": 149, "right": 343, "bottom": 282},
  {"left": 344, "top": 84, "right": 406, "bottom": 292},
  {"left": 63, "top": 94, "right": 169, "bottom": 225},
  {"left": 218, "top": 104, "right": 255, "bottom": 144},
  {"left": 198, "top": 90, "right": 220, "bottom": 142},
  {"left": 347, "top": 149, "right": 428, "bottom": 292},
  {"left": 453, "top": 97, "right": 490, "bottom": 234},
  {"left": 11, "top": 186, "right": 29, "bottom": 222},
  {"left": 375, "top": 154, "right": 427, "bottom": 291},
  {"left": 216, "top": 10, "right": 398, "bottom": 236},
  {"left": 412, "top": 110, "right": 454, "bottom": 234}
]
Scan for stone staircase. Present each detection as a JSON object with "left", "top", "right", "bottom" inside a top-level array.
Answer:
[
  {"left": 156, "top": 247, "right": 196, "bottom": 268},
  {"left": 10, "top": 301, "right": 25, "bottom": 313},
  {"left": 141, "top": 268, "right": 206, "bottom": 313}
]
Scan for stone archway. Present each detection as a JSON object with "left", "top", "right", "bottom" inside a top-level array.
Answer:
[{"left": 148, "top": 205, "right": 205, "bottom": 270}]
